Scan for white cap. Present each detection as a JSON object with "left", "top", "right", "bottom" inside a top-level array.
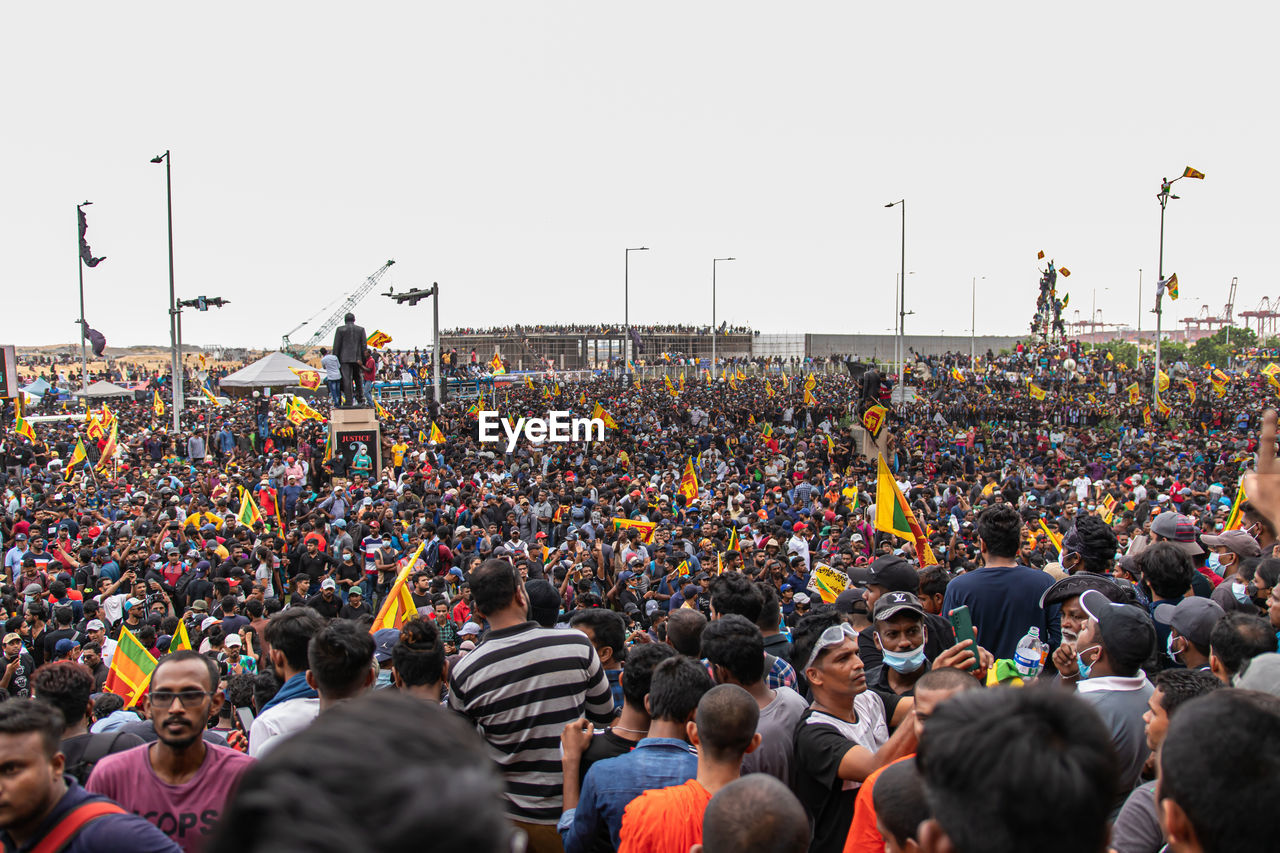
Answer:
[{"left": 86, "top": 619, "right": 105, "bottom": 631}]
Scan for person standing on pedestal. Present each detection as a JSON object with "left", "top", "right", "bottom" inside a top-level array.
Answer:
[{"left": 333, "top": 312, "right": 367, "bottom": 407}]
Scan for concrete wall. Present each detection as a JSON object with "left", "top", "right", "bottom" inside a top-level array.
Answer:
[{"left": 804, "top": 334, "right": 1023, "bottom": 360}]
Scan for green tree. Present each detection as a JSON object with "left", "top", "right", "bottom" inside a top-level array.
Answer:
[{"left": 1190, "top": 326, "right": 1256, "bottom": 367}]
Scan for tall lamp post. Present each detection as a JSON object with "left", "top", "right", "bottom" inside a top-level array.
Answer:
[
  {"left": 625, "top": 247, "right": 648, "bottom": 370},
  {"left": 150, "top": 150, "right": 181, "bottom": 432},
  {"left": 885, "top": 200, "right": 905, "bottom": 397},
  {"left": 711, "top": 258, "right": 735, "bottom": 379},
  {"left": 970, "top": 275, "right": 985, "bottom": 363},
  {"left": 1153, "top": 167, "right": 1204, "bottom": 401}
]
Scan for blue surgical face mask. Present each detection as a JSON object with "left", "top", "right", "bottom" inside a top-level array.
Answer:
[
  {"left": 1206, "top": 552, "right": 1221, "bottom": 571},
  {"left": 1166, "top": 632, "right": 1184, "bottom": 662},
  {"left": 1232, "top": 582, "right": 1251, "bottom": 605},
  {"left": 877, "top": 635, "right": 927, "bottom": 674},
  {"left": 1076, "top": 645, "right": 1100, "bottom": 680}
]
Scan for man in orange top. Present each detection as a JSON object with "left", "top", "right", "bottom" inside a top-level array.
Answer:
[
  {"left": 843, "top": 667, "right": 980, "bottom": 853},
  {"left": 617, "top": 684, "right": 761, "bottom": 853}
]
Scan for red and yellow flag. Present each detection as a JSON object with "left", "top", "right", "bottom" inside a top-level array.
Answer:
[
  {"left": 104, "top": 626, "right": 158, "bottom": 708},
  {"left": 590, "top": 403, "right": 619, "bottom": 430},
  {"left": 95, "top": 421, "right": 118, "bottom": 471},
  {"left": 612, "top": 517, "right": 657, "bottom": 544},
  {"left": 371, "top": 544, "right": 424, "bottom": 632},
  {"left": 679, "top": 457, "right": 699, "bottom": 504},
  {"left": 873, "top": 455, "right": 936, "bottom": 565},
  {"left": 289, "top": 367, "right": 322, "bottom": 390},
  {"left": 366, "top": 330, "right": 393, "bottom": 349}
]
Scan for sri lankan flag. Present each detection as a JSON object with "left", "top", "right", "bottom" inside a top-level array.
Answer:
[
  {"left": 489, "top": 352, "right": 505, "bottom": 374},
  {"left": 200, "top": 384, "right": 223, "bottom": 406},
  {"left": 679, "top": 457, "right": 699, "bottom": 504},
  {"left": 289, "top": 367, "right": 322, "bottom": 390},
  {"left": 873, "top": 455, "right": 936, "bottom": 565},
  {"left": 1037, "top": 519, "right": 1063, "bottom": 555},
  {"left": 1100, "top": 495, "right": 1118, "bottom": 525},
  {"left": 153, "top": 390, "right": 165, "bottom": 417},
  {"left": 13, "top": 414, "right": 34, "bottom": 443},
  {"left": 1156, "top": 393, "right": 1171, "bottom": 417},
  {"left": 664, "top": 375, "right": 678, "bottom": 397},
  {"left": 418, "top": 428, "right": 428, "bottom": 443},
  {"left": 525, "top": 376, "right": 535, "bottom": 390},
  {"left": 64, "top": 437, "right": 88, "bottom": 481},
  {"left": 612, "top": 517, "right": 657, "bottom": 544},
  {"left": 803, "top": 387, "right": 816, "bottom": 406},
  {"left": 761, "top": 423, "right": 774, "bottom": 439},
  {"left": 862, "top": 404, "right": 888, "bottom": 439},
  {"left": 373, "top": 396, "right": 389, "bottom": 419},
  {"left": 104, "top": 626, "right": 158, "bottom": 707},
  {"left": 1142, "top": 405, "right": 1153, "bottom": 426},
  {"left": 679, "top": 374, "right": 685, "bottom": 393},
  {"left": 1028, "top": 383, "right": 1047, "bottom": 401},
  {"left": 1211, "top": 369, "right": 1229, "bottom": 397},
  {"left": 1182, "top": 378, "right": 1197, "bottom": 404},
  {"left": 590, "top": 403, "right": 619, "bottom": 429},
  {"left": 366, "top": 330, "right": 393, "bottom": 349},
  {"left": 780, "top": 372, "right": 789, "bottom": 390},
  {"left": 96, "top": 421, "right": 118, "bottom": 471},
  {"left": 1126, "top": 382, "right": 1141, "bottom": 404},
  {"left": 728, "top": 372, "right": 738, "bottom": 391},
  {"left": 725, "top": 526, "right": 738, "bottom": 553},
  {"left": 429, "top": 422, "right": 445, "bottom": 444},
  {"left": 371, "top": 543, "right": 425, "bottom": 632},
  {"left": 1182, "top": 166, "right": 1205, "bottom": 180},
  {"left": 950, "top": 366, "right": 965, "bottom": 383},
  {"left": 1158, "top": 370, "right": 1170, "bottom": 392},
  {"left": 804, "top": 373, "right": 816, "bottom": 392},
  {"left": 169, "top": 620, "right": 192, "bottom": 653},
  {"left": 236, "top": 487, "right": 263, "bottom": 529},
  {"left": 290, "top": 396, "right": 325, "bottom": 423},
  {"left": 765, "top": 378, "right": 776, "bottom": 398}
]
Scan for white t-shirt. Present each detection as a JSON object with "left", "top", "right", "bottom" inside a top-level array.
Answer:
[{"left": 801, "top": 692, "right": 889, "bottom": 791}]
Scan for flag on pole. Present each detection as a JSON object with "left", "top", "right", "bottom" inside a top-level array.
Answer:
[
  {"left": 366, "top": 330, "right": 393, "bottom": 349},
  {"left": 169, "top": 620, "right": 193, "bottom": 653},
  {"left": 873, "top": 455, "right": 936, "bottom": 565},
  {"left": 728, "top": 373, "right": 738, "bottom": 391},
  {"left": 1126, "top": 382, "right": 1141, "bottom": 404},
  {"left": 1028, "top": 383, "right": 1047, "bottom": 401},
  {"left": 153, "top": 390, "right": 165, "bottom": 417},
  {"left": 236, "top": 488, "right": 263, "bottom": 529},
  {"left": 804, "top": 373, "right": 816, "bottom": 392},
  {"left": 78, "top": 206, "right": 106, "bottom": 267},
  {"left": 1100, "top": 495, "right": 1118, "bottom": 525},
  {"left": 200, "top": 384, "right": 223, "bottom": 406},
  {"left": 13, "top": 415, "right": 34, "bottom": 443},
  {"left": 371, "top": 543, "right": 426, "bottom": 632},
  {"left": 373, "top": 397, "right": 389, "bottom": 419},
  {"left": 1225, "top": 480, "right": 1247, "bottom": 531},
  {"left": 590, "top": 403, "right": 619, "bottom": 429},
  {"left": 1038, "top": 519, "right": 1063, "bottom": 556},
  {"left": 95, "top": 421, "right": 118, "bottom": 471},
  {"left": 679, "top": 457, "right": 699, "bottom": 504},
  {"left": 289, "top": 367, "right": 322, "bottom": 390},
  {"left": 950, "top": 366, "right": 965, "bottom": 383},
  {"left": 64, "top": 437, "right": 88, "bottom": 481},
  {"left": 1182, "top": 166, "right": 1205, "bottom": 180},
  {"left": 862, "top": 404, "right": 889, "bottom": 439},
  {"left": 803, "top": 387, "right": 816, "bottom": 406},
  {"left": 103, "top": 626, "right": 157, "bottom": 707},
  {"left": 612, "top": 517, "right": 657, "bottom": 544},
  {"left": 765, "top": 378, "right": 775, "bottom": 398},
  {"left": 489, "top": 352, "right": 505, "bottom": 374},
  {"left": 429, "top": 422, "right": 445, "bottom": 444}
]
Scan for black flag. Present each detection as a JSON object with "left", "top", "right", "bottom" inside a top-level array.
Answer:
[
  {"left": 629, "top": 327, "right": 644, "bottom": 354},
  {"left": 78, "top": 207, "right": 105, "bottom": 267},
  {"left": 81, "top": 322, "right": 107, "bottom": 357}
]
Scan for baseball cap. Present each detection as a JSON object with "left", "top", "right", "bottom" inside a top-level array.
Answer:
[
  {"left": 347, "top": 587, "right": 363, "bottom": 597},
  {"left": 1233, "top": 652, "right": 1280, "bottom": 696},
  {"left": 873, "top": 590, "right": 927, "bottom": 621},
  {"left": 373, "top": 628, "right": 400, "bottom": 664},
  {"left": 619, "top": 571, "right": 635, "bottom": 582},
  {"left": 1153, "top": 597, "right": 1225, "bottom": 649},
  {"left": 224, "top": 634, "right": 242, "bottom": 648},
  {"left": 459, "top": 622, "right": 482, "bottom": 636},
  {"left": 792, "top": 592, "right": 811, "bottom": 606},
  {"left": 867, "top": 555, "right": 920, "bottom": 593},
  {"left": 1039, "top": 573, "right": 1128, "bottom": 609},
  {"left": 201, "top": 617, "right": 219, "bottom": 631},
  {"left": 1149, "top": 513, "right": 1204, "bottom": 556},
  {"left": 1200, "top": 529, "right": 1262, "bottom": 558},
  {"left": 2, "top": 633, "right": 20, "bottom": 644},
  {"left": 191, "top": 601, "right": 209, "bottom": 612},
  {"left": 1080, "top": 589, "right": 1157, "bottom": 661},
  {"left": 321, "top": 578, "right": 337, "bottom": 590},
  {"left": 54, "top": 638, "right": 76, "bottom": 655},
  {"left": 833, "top": 588, "right": 867, "bottom": 615},
  {"left": 86, "top": 619, "right": 105, "bottom": 631}
]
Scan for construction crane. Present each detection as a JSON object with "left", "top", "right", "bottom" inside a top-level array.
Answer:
[
  {"left": 1241, "top": 295, "right": 1280, "bottom": 341},
  {"left": 281, "top": 260, "right": 395, "bottom": 358}
]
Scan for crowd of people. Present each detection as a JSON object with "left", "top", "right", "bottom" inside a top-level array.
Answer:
[{"left": 0, "top": 337, "right": 1277, "bottom": 852}]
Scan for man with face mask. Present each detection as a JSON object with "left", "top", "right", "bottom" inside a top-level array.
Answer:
[
  {"left": 1062, "top": 589, "right": 1157, "bottom": 812},
  {"left": 1153, "top": 597, "right": 1223, "bottom": 672},
  {"left": 1042, "top": 573, "right": 1131, "bottom": 680},
  {"left": 868, "top": 592, "right": 992, "bottom": 697},
  {"left": 1203, "top": 529, "right": 1263, "bottom": 614}
]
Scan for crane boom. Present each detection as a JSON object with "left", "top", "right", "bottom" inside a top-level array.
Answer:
[{"left": 281, "top": 260, "right": 395, "bottom": 358}]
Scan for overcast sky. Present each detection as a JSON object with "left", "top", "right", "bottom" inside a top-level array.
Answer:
[{"left": 5, "top": 3, "right": 1274, "bottom": 350}]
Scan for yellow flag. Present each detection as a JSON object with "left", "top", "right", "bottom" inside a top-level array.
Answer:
[
  {"left": 590, "top": 403, "right": 619, "bottom": 430},
  {"left": 153, "top": 390, "right": 165, "bottom": 417},
  {"left": 1126, "top": 382, "right": 1141, "bottom": 404},
  {"left": 64, "top": 438, "right": 87, "bottom": 481},
  {"left": 1182, "top": 166, "right": 1205, "bottom": 180},
  {"left": 804, "top": 373, "right": 816, "bottom": 392},
  {"left": 803, "top": 388, "right": 816, "bottom": 406},
  {"left": 1028, "top": 383, "right": 1046, "bottom": 401},
  {"left": 765, "top": 378, "right": 775, "bottom": 398},
  {"left": 429, "top": 422, "right": 445, "bottom": 444},
  {"left": 373, "top": 397, "right": 389, "bottom": 419},
  {"left": 728, "top": 373, "right": 738, "bottom": 390},
  {"left": 1158, "top": 371, "right": 1170, "bottom": 392}
]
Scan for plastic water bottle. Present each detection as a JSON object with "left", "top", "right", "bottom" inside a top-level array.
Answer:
[{"left": 1014, "top": 627, "right": 1046, "bottom": 678}]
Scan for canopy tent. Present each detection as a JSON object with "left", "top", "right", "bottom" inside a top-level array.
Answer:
[
  {"left": 21, "top": 377, "right": 53, "bottom": 397},
  {"left": 73, "top": 380, "right": 135, "bottom": 398},
  {"left": 217, "top": 351, "right": 316, "bottom": 389}
]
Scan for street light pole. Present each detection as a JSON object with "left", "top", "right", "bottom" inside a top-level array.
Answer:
[
  {"left": 885, "top": 200, "right": 905, "bottom": 397},
  {"left": 1153, "top": 168, "right": 1202, "bottom": 402},
  {"left": 712, "top": 258, "right": 735, "bottom": 379},
  {"left": 625, "top": 247, "right": 648, "bottom": 367},
  {"left": 75, "top": 202, "right": 92, "bottom": 406},
  {"left": 1136, "top": 269, "right": 1142, "bottom": 369},
  {"left": 151, "top": 151, "right": 181, "bottom": 432},
  {"left": 970, "top": 276, "right": 985, "bottom": 363}
]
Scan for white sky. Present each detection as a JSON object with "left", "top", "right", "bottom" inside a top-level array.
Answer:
[{"left": 4, "top": 3, "right": 1275, "bottom": 349}]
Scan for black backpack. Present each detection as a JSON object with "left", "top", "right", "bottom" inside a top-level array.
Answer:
[{"left": 65, "top": 731, "right": 128, "bottom": 785}]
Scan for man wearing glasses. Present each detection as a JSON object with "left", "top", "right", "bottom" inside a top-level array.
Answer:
[
  {"left": 87, "top": 650, "right": 254, "bottom": 851},
  {"left": 790, "top": 615, "right": 919, "bottom": 853}
]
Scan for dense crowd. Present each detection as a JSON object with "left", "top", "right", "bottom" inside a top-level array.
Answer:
[{"left": 0, "top": 339, "right": 1277, "bottom": 853}]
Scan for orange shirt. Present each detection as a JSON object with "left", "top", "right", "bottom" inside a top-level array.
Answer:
[
  {"left": 618, "top": 778, "right": 712, "bottom": 853},
  {"left": 843, "top": 754, "right": 915, "bottom": 853}
]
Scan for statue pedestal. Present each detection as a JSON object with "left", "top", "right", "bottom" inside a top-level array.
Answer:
[{"left": 330, "top": 407, "right": 381, "bottom": 482}]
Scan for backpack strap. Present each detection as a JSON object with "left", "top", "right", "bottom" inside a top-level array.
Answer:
[
  {"left": 30, "top": 800, "right": 126, "bottom": 853},
  {"left": 81, "top": 731, "right": 124, "bottom": 768}
]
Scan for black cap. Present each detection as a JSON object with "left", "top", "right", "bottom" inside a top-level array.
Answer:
[
  {"left": 873, "top": 590, "right": 927, "bottom": 622},
  {"left": 1039, "top": 573, "right": 1127, "bottom": 609},
  {"left": 1080, "top": 589, "right": 1157, "bottom": 661},
  {"left": 833, "top": 588, "right": 867, "bottom": 615},
  {"left": 867, "top": 555, "right": 920, "bottom": 594}
]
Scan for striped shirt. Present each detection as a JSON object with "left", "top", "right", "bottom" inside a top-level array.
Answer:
[{"left": 448, "top": 621, "right": 615, "bottom": 824}]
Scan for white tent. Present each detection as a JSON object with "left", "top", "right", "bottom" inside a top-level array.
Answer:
[
  {"left": 73, "top": 380, "right": 135, "bottom": 398},
  {"left": 218, "top": 351, "right": 316, "bottom": 388}
]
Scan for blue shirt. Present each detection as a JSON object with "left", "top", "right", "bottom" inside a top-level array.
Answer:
[
  {"left": 559, "top": 737, "right": 697, "bottom": 853},
  {"left": 0, "top": 778, "right": 180, "bottom": 853},
  {"left": 941, "top": 562, "right": 1060, "bottom": 660}
]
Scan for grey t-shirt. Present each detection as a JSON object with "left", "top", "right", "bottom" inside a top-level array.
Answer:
[
  {"left": 1111, "top": 780, "right": 1163, "bottom": 853},
  {"left": 741, "top": 685, "right": 809, "bottom": 783},
  {"left": 1077, "top": 676, "right": 1155, "bottom": 811}
]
